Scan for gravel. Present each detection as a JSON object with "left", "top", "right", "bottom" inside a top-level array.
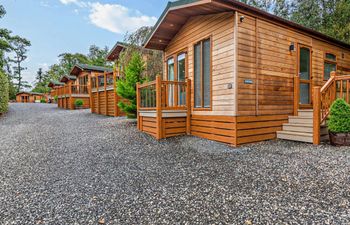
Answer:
[{"left": 0, "top": 103, "right": 349, "bottom": 224}]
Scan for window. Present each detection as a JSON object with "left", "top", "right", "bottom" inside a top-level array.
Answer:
[
  {"left": 324, "top": 53, "right": 337, "bottom": 80},
  {"left": 194, "top": 38, "right": 211, "bottom": 109}
]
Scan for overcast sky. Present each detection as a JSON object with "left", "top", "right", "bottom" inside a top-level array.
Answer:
[{"left": 1, "top": 0, "right": 167, "bottom": 86}]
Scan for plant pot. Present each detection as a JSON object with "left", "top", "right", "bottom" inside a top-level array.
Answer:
[
  {"left": 329, "top": 131, "right": 350, "bottom": 146},
  {"left": 75, "top": 105, "right": 84, "bottom": 110}
]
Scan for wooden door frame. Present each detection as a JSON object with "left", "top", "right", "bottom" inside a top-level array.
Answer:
[{"left": 297, "top": 43, "right": 313, "bottom": 109}]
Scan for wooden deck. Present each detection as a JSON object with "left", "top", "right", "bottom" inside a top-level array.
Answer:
[{"left": 56, "top": 84, "right": 90, "bottom": 110}]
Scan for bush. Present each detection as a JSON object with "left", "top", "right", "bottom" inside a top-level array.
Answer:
[
  {"left": 328, "top": 98, "right": 350, "bottom": 133},
  {"left": 0, "top": 71, "right": 9, "bottom": 114},
  {"left": 74, "top": 99, "right": 84, "bottom": 106},
  {"left": 40, "top": 99, "right": 46, "bottom": 103},
  {"left": 54, "top": 95, "right": 58, "bottom": 102}
]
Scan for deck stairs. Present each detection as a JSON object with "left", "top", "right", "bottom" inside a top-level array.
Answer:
[{"left": 277, "top": 109, "right": 328, "bottom": 143}]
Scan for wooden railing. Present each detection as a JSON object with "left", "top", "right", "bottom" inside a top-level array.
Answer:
[
  {"left": 313, "top": 71, "right": 350, "bottom": 144},
  {"left": 137, "top": 76, "right": 191, "bottom": 111},
  {"left": 56, "top": 84, "right": 89, "bottom": 96}
]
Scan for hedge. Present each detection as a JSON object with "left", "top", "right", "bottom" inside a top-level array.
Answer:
[
  {"left": 328, "top": 98, "right": 350, "bottom": 133},
  {"left": 0, "top": 71, "right": 9, "bottom": 114}
]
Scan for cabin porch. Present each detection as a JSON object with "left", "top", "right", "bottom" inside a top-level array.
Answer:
[
  {"left": 56, "top": 84, "right": 90, "bottom": 110},
  {"left": 137, "top": 76, "right": 191, "bottom": 139}
]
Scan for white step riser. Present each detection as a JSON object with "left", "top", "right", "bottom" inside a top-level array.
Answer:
[
  {"left": 289, "top": 118, "right": 313, "bottom": 124},
  {"left": 298, "top": 111, "right": 314, "bottom": 117},
  {"left": 277, "top": 133, "right": 313, "bottom": 143},
  {"left": 283, "top": 125, "right": 313, "bottom": 133}
]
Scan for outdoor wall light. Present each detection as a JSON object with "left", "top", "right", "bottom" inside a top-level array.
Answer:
[
  {"left": 240, "top": 16, "right": 245, "bottom": 23},
  {"left": 289, "top": 42, "right": 295, "bottom": 52}
]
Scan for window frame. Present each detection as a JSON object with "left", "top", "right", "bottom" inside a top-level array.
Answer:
[
  {"left": 323, "top": 52, "right": 337, "bottom": 81},
  {"left": 193, "top": 37, "right": 212, "bottom": 111},
  {"left": 165, "top": 48, "right": 188, "bottom": 82}
]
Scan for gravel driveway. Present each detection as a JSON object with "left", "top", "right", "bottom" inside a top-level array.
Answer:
[{"left": 0, "top": 103, "right": 349, "bottom": 224}]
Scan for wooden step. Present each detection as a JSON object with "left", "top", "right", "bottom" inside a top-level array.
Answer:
[
  {"left": 283, "top": 123, "right": 313, "bottom": 133},
  {"left": 288, "top": 116, "right": 313, "bottom": 125},
  {"left": 277, "top": 130, "right": 313, "bottom": 143},
  {"left": 298, "top": 109, "right": 313, "bottom": 117}
]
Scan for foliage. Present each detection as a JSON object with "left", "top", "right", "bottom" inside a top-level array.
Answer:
[
  {"left": 0, "top": 71, "right": 9, "bottom": 113},
  {"left": 74, "top": 99, "right": 84, "bottom": 106},
  {"left": 117, "top": 52, "right": 145, "bottom": 118},
  {"left": 54, "top": 95, "right": 58, "bottom": 102},
  {"left": 328, "top": 99, "right": 350, "bottom": 133},
  {"left": 88, "top": 45, "right": 111, "bottom": 67},
  {"left": 119, "top": 26, "right": 163, "bottom": 81},
  {"left": 40, "top": 99, "right": 46, "bottom": 103}
]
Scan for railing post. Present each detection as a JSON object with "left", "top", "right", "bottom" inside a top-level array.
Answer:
[
  {"left": 114, "top": 70, "right": 119, "bottom": 117},
  {"left": 331, "top": 71, "right": 337, "bottom": 102},
  {"left": 186, "top": 79, "right": 191, "bottom": 135},
  {"left": 156, "top": 76, "right": 162, "bottom": 140},
  {"left": 89, "top": 74, "right": 93, "bottom": 113},
  {"left": 96, "top": 75, "right": 100, "bottom": 114},
  {"left": 68, "top": 82, "right": 73, "bottom": 110},
  {"left": 136, "top": 82, "right": 140, "bottom": 130},
  {"left": 104, "top": 72, "right": 107, "bottom": 115},
  {"left": 294, "top": 74, "right": 299, "bottom": 116},
  {"left": 313, "top": 86, "right": 321, "bottom": 145}
]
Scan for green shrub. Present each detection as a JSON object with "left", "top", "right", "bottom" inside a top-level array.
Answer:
[
  {"left": 0, "top": 71, "right": 9, "bottom": 114},
  {"left": 40, "top": 99, "right": 46, "bottom": 103},
  {"left": 74, "top": 99, "right": 84, "bottom": 106},
  {"left": 328, "top": 98, "right": 350, "bottom": 133},
  {"left": 54, "top": 95, "right": 58, "bottom": 102}
]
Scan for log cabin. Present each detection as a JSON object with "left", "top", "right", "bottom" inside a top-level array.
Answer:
[
  {"left": 137, "top": 0, "right": 350, "bottom": 146},
  {"left": 56, "top": 64, "right": 113, "bottom": 110},
  {"left": 88, "top": 42, "right": 127, "bottom": 117},
  {"left": 16, "top": 92, "right": 46, "bottom": 103},
  {"left": 48, "top": 80, "right": 64, "bottom": 103}
]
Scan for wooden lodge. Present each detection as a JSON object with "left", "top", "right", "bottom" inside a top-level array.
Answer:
[
  {"left": 56, "top": 64, "right": 112, "bottom": 110},
  {"left": 137, "top": 0, "right": 350, "bottom": 146},
  {"left": 16, "top": 92, "right": 46, "bottom": 103},
  {"left": 89, "top": 42, "right": 127, "bottom": 117},
  {"left": 48, "top": 80, "right": 64, "bottom": 103}
]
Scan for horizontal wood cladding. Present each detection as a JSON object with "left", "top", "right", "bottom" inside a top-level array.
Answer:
[
  {"left": 236, "top": 115, "right": 288, "bottom": 145},
  {"left": 190, "top": 115, "right": 236, "bottom": 145},
  {"left": 90, "top": 89, "right": 126, "bottom": 117},
  {"left": 237, "top": 12, "right": 350, "bottom": 116},
  {"left": 163, "top": 117, "right": 187, "bottom": 138},
  {"left": 165, "top": 12, "right": 236, "bottom": 116},
  {"left": 140, "top": 116, "right": 157, "bottom": 138},
  {"left": 72, "top": 97, "right": 90, "bottom": 109}
]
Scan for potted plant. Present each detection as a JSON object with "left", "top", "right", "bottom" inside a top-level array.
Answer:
[
  {"left": 328, "top": 98, "right": 350, "bottom": 146},
  {"left": 74, "top": 99, "right": 84, "bottom": 110},
  {"left": 40, "top": 99, "right": 47, "bottom": 103},
  {"left": 54, "top": 95, "right": 58, "bottom": 103}
]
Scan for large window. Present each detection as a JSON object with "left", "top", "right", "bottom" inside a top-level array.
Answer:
[
  {"left": 324, "top": 53, "right": 337, "bottom": 80},
  {"left": 194, "top": 38, "right": 211, "bottom": 109}
]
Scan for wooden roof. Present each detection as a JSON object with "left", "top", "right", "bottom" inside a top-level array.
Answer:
[
  {"left": 70, "top": 64, "right": 113, "bottom": 76},
  {"left": 16, "top": 91, "right": 45, "bottom": 96},
  {"left": 144, "top": 0, "right": 350, "bottom": 50},
  {"left": 60, "top": 75, "right": 76, "bottom": 83},
  {"left": 106, "top": 42, "right": 128, "bottom": 61},
  {"left": 48, "top": 80, "right": 64, "bottom": 88}
]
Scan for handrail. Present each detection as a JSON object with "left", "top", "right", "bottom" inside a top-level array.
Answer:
[{"left": 313, "top": 71, "right": 350, "bottom": 144}]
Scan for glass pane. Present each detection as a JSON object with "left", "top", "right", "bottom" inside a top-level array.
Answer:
[
  {"left": 324, "top": 62, "right": 336, "bottom": 80},
  {"left": 177, "top": 53, "right": 186, "bottom": 105},
  {"left": 194, "top": 43, "right": 201, "bottom": 108},
  {"left": 300, "top": 48, "right": 310, "bottom": 80},
  {"left": 167, "top": 58, "right": 175, "bottom": 106},
  {"left": 203, "top": 39, "right": 211, "bottom": 108},
  {"left": 167, "top": 58, "right": 174, "bottom": 81},
  {"left": 300, "top": 83, "right": 310, "bottom": 104},
  {"left": 326, "top": 53, "right": 336, "bottom": 61}
]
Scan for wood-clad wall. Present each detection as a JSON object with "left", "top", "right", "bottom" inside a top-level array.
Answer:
[
  {"left": 91, "top": 90, "right": 127, "bottom": 117},
  {"left": 237, "top": 12, "right": 350, "bottom": 116},
  {"left": 165, "top": 12, "right": 236, "bottom": 116},
  {"left": 139, "top": 116, "right": 187, "bottom": 139}
]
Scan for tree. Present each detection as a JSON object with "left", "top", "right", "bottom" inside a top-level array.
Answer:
[
  {"left": 36, "top": 68, "right": 43, "bottom": 83},
  {"left": 116, "top": 52, "right": 145, "bottom": 118},
  {"left": 58, "top": 53, "right": 89, "bottom": 75},
  {"left": 9, "top": 35, "right": 31, "bottom": 91},
  {"left": 0, "top": 71, "right": 9, "bottom": 113},
  {"left": 120, "top": 26, "right": 163, "bottom": 81},
  {"left": 88, "top": 45, "right": 111, "bottom": 67}
]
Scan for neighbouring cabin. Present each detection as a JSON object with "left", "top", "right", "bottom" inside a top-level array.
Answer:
[
  {"left": 56, "top": 64, "right": 113, "bottom": 110},
  {"left": 138, "top": 0, "right": 350, "bottom": 146},
  {"left": 89, "top": 43, "right": 127, "bottom": 117},
  {"left": 48, "top": 80, "right": 64, "bottom": 103},
  {"left": 16, "top": 92, "right": 46, "bottom": 103}
]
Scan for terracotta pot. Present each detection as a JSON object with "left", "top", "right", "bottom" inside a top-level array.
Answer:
[
  {"left": 329, "top": 131, "right": 350, "bottom": 146},
  {"left": 75, "top": 105, "right": 84, "bottom": 110}
]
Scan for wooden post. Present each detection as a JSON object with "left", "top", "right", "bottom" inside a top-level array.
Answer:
[
  {"left": 89, "top": 74, "right": 93, "bottom": 113},
  {"left": 96, "top": 75, "right": 100, "bottom": 114},
  {"left": 68, "top": 82, "right": 73, "bottom": 110},
  {"left": 293, "top": 74, "right": 299, "bottom": 116},
  {"left": 136, "top": 82, "right": 140, "bottom": 130},
  {"left": 313, "top": 86, "right": 321, "bottom": 145},
  {"left": 156, "top": 76, "right": 162, "bottom": 140},
  {"left": 104, "top": 72, "right": 107, "bottom": 115},
  {"left": 114, "top": 70, "right": 119, "bottom": 117},
  {"left": 186, "top": 79, "right": 191, "bottom": 135},
  {"left": 331, "top": 71, "right": 337, "bottom": 102}
]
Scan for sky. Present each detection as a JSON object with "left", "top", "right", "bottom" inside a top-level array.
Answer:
[{"left": 1, "top": 0, "right": 167, "bottom": 86}]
